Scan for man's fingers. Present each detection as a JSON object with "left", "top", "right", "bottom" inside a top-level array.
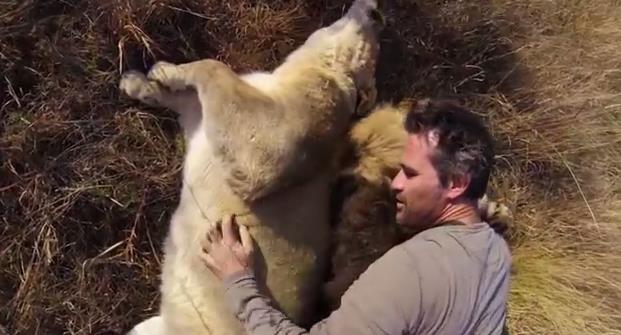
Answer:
[
  {"left": 199, "top": 250, "right": 216, "bottom": 270},
  {"left": 222, "top": 214, "right": 237, "bottom": 245},
  {"left": 239, "top": 224, "right": 254, "bottom": 254},
  {"left": 215, "top": 221, "right": 223, "bottom": 240},
  {"left": 207, "top": 220, "right": 223, "bottom": 243},
  {"left": 202, "top": 241, "right": 212, "bottom": 254}
]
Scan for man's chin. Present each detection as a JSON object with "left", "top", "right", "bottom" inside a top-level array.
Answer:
[
  {"left": 394, "top": 217, "right": 421, "bottom": 238},
  {"left": 394, "top": 214, "right": 429, "bottom": 236},
  {"left": 395, "top": 212, "right": 405, "bottom": 226}
]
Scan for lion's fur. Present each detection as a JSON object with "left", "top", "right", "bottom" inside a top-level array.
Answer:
[
  {"left": 120, "top": 1, "right": 381, "bottom": 334},
  {"left": 324, "top": 102, "right": 513, "bottom": 310},
  {"left": 322, "top": 102, "right": 409, "bottom": 309}
]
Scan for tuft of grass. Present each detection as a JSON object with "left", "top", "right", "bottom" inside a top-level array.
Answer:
[{"left": 482, "top": 1, "right": 621, "bottom": 333}]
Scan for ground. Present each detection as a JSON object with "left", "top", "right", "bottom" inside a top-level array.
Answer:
[{"left": 1, "top": 0, "right": 620, "bottom": 334}]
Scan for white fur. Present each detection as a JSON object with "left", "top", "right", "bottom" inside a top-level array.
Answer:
[{"left": 123, "top": 1, "right": 381, "bottom": 334}]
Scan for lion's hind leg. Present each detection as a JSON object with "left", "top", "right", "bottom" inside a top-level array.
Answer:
[{"left": 477, "top": 195, "right": 514, "bottom": 235}]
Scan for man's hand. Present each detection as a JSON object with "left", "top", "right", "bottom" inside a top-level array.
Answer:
[{"left": 201, "top": 214, "right": 254, "bottom": 280}]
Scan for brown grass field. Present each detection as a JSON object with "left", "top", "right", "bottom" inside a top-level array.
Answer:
[{"left": 1, "top": 0, "right": 620, "bottom": 334}]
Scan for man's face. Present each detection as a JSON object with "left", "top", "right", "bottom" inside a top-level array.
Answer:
[{"left": 391, "top": 133, "right": 448, "bottom": 229}]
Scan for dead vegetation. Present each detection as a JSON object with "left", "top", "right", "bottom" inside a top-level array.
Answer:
[{"left": 1, "top": 0, "right": 619, "bottom": 334}]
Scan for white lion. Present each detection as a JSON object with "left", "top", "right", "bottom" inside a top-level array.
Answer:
[{"left": 119, "top": 0, "right": 382, "bottom": 334}]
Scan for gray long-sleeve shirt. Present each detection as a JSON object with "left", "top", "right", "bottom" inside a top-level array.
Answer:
[{"left": 224, "top": 222, "right": 511, "bottom": 335}]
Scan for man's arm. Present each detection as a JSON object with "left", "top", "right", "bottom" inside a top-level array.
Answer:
[
  {"left": 223, "top": 246, "right": 421, "bottom": 335},
  {"left": 224, "top": 272, "right": 311, "bottom": 335}
]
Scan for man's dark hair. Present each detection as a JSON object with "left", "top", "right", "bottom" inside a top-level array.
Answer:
[{"left": 404, "top": 99, "right": 495, "bottom": 200}]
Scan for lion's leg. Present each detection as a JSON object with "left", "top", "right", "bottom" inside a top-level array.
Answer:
[
  {"left": 119, "top": 71, "right": 202, "bottom": 137},
  {"left": 147, "top": 59, "right": 288, "bottom": 201},
  {"left": 120, "top": 71, "right": 171, "bottom": 107},
  {"left": 477, "top": 195, "right": 513, "bottom": 235},
  {"left": 355, "top": 81, "right": 377, "bottom": 117}
]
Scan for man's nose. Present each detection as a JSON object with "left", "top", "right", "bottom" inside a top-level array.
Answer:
[{"left": 391, "top": 170, "right": 404, "bottom": 191}]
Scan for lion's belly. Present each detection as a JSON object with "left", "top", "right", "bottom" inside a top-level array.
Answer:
[
  {"left": 159, "top": 241, "right": 244, "bottom": 335},
  {"left": 159, "top": 173, "right": 332, "bottom": 334}
]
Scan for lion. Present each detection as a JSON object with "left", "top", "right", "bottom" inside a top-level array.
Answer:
[
  {"left": 119, "top": 1, "right": 383, "bottom": 334},
  {"left": 321, "top": 101, "right": 514, "bottom": 310}
]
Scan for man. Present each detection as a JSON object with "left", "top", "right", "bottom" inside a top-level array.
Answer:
[{"left": 202, "top": 99, "right": 512, "bottom": 334}]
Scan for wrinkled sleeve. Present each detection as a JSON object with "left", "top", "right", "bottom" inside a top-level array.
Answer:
[{"left": 224, "top": 246, "right": 421, "bottom": 335}]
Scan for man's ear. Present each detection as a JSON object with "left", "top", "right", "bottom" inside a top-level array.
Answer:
[{"left": 446, "top": 173, "right": 470, "bottom": 200}]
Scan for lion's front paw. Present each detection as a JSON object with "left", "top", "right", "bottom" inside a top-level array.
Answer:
[
  {"left": 147, "top": 61, "right": 188, "bottom": 92},
  {"left": 119, "top": 70, "right": 160, "bottom": 106}
]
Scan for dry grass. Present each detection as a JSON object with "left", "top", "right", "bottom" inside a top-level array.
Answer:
[{"left": 1, "top": 0, "right": 620, "bottom": 334}]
